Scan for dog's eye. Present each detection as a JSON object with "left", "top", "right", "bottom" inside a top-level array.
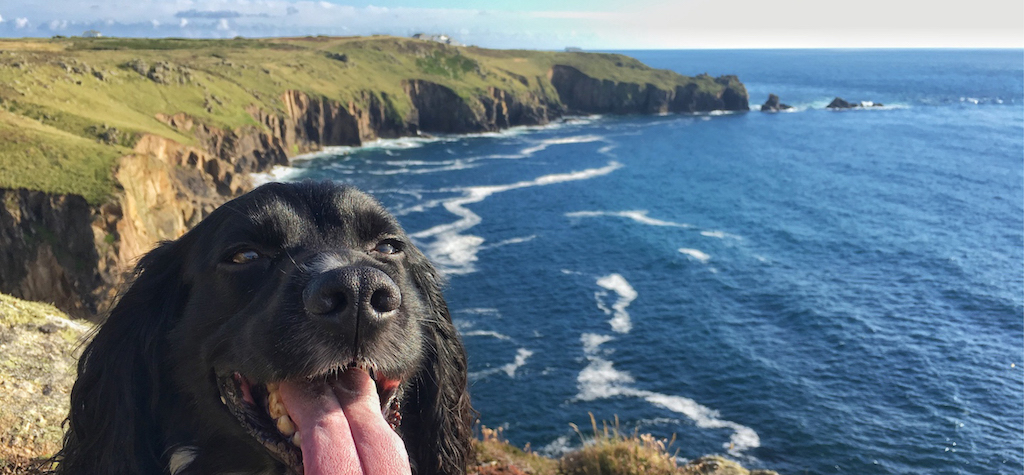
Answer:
[
  {"left": 229, "top": 250, "right": 262, "bottom": 264},
  {"left": 373, "top": 240, "right": 402, "bottom": 255}
]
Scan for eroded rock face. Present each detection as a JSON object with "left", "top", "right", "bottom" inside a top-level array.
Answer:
[
  {"left": 549, "top": 65, "right": 749, "bottom": 114},
  {"left": 0, "top": 190, "right": 102, "bottom": 319},
  {"left": 404, "top": 80, "right": 482, "bottom": 134}
]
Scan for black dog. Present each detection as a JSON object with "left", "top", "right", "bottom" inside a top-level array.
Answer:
[{"left": 54, "top": 181, "right": 473, "bottom": 475}]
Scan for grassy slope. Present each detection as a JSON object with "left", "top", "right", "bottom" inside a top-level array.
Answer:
[{"left": 0, "top": 36, "right": 731, "bottom": 204}]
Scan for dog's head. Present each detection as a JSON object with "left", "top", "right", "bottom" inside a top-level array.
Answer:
[{"left": 57, "top": 181, "right": 472, "bottom": 475}]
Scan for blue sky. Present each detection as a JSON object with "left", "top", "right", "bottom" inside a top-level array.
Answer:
[{"left": 0, "top": 0, "right": 1021, "bottom": 49}]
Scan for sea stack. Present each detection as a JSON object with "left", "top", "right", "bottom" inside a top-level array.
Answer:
[{"left": 761, "top": 94, "right": 793, "bottom": 112}]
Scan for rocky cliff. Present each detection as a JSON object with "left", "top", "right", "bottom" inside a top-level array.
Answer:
[
  {"left": 549, "top": 65, "right": 748, "bottom": 114},
  {"left": 0, "top": 37, "right": 750, "bottom": 319}
]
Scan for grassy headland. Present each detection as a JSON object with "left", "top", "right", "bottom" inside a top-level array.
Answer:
[{"left": 0, "top": 35, "right": 745, "bottom": 204}]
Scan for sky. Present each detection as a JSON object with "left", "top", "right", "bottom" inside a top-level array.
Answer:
[{"left": 0, "top": 0, "right": 1021, "bottom": 49}]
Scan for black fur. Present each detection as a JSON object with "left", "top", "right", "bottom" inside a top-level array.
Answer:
[{"left": 54, "top": 181, "right": 473, "bottom": 475}]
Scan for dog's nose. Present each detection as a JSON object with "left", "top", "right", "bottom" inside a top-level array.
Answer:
[{"left": 303, "top": 267, "right": 402, "bottom": 323}]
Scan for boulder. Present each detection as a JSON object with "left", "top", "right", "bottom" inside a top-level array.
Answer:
[
  {"left": 760, "top": 94, "right": 793, "bottom": 112},
  {"left": 826, "top": 97, "right": 856, "bottom": 109}
]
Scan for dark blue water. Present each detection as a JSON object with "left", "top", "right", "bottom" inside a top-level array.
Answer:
[{"left": 265, "top": 50, "right": 1024, "bottom": 474}]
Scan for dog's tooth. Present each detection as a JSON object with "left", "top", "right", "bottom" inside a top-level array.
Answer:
[
  {"left": 291, "top": 432, "right": 301, "bottom": 447},
  {"left": 276, "top": 415, "right": 295, "bottom": 437},
  {"left": 268, "top": 391, "right": 288, "bottom": 420},
  {"left": 220, "top": 396, "right": 227, "bottom": 405}
]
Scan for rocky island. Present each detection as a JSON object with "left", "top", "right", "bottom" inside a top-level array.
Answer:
[{"left": 0, "top": 35, "right": 749, "bottom": 319}]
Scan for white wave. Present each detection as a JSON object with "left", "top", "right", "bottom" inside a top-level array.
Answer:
[
  {"left": 364, "top": 159, "right": 480, "bottom": 175},
  {"left": 470, "top": 348, "right": 534, "bottom": 381},
  {"left": 519, "top": 135, "right": 606, "bottom": 156},
  {"left": 251, "top": 165, "right": 305, "bottom": 185},
  {"left": 576, "top": 284, "right": 760, "bottom": 457},
  {"left": 482, "top": 235, "right": 537, "bottom": 250},
  {"left": 501, "top": 348, "right": 534, "bottom": 378},
  {"left": 462, "top": 330, "right": 511, "bottom": 340},
  {"left": 411, "top": 162, "right": 623, "bottom": 275},
  {"left": 581, "top": 333, "right": 615, "bottom": 354},
  {"left": 577, "top": 353, "right": 635, "bottom": 401},
  {"left": 575, "top": 334, "right": 761, "bottom": 456},
  {"left": 566, "top": 210, "right": 692, "bottom": 228},
  {"left": 539, "top": 435, "right": 576, "bottom": 458},
  {"left": 595, "top": 274, "right": 637, "bottom": 334},
  {"left": 679, "top": 248, "right": 711, "bottom": 263},
  {"left": 456, "top": 307, "right": 502, "bottom": 316},
  {"left": 700, "top": 230, "right": 741, "bottom": 240},
  {"left": 642, "top": 392, "right": 761, "bottom": 456}
]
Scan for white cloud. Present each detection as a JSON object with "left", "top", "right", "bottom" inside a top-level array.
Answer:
[
  {"left": 48, "top": 19, "right": 67, "bottom": 30},
  {"left": 0, "top": 14, "right": 5, "bottom": 23},
  {"left": 0, "top": 1, "right": 1018, "bottom": 48}
]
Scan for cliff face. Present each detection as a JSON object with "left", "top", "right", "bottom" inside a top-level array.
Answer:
[
  {"left": 2, "top": 59, "right": 749, "bottom": 319},
  {"left": 549, "top": 65, "right": 749, "bottom": 114},
  {"left": 0, "top": 190, "right": 102, "bottom": 318},
  {"left": 404, "top": 80, "right": 558, "bottom": 134}
]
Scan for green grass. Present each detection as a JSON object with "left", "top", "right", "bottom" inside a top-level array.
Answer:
[{"left": 0, "top": 36, "right": 740, "bottom": 204}]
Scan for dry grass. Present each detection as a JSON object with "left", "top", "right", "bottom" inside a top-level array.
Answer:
[{"left": 559, "top": 415, "right": 680, "bottom": 475}]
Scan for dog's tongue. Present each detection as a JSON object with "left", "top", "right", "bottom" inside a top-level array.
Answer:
[{"left": 277, "top": 370, "right": 410, "bottom": 475}]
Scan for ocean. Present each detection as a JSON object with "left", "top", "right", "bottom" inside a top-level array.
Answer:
[{"left": 261, "top": 49, "right": 1024, "bottom": 474}]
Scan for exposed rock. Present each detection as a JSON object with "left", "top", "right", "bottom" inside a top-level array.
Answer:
[
  {"left": 125, "top": 58, "right": 148, "bottom": 76},
  {"left": 0, "top": 293, "right": 93, "bottom": 460},
  {"left": 403, "top": 80, "right": 554, "bottom": 134},
  {"left": 549, "top": 65, "right": 749, "bottom": 114},
  {"left": 760, "top": 94, "right": 793, "bottom": 112},
  {"left": 0, "top": 190, "right": 103, "bottom": 319},
  {"left": 827, "top": 97, "right": 885, "bottom": 109},
  {"left": 826, "top": 97, "right": 855, "bottom": 109},
  {"left": 404, "top": 80, "right": 487, "bottom": 133}
]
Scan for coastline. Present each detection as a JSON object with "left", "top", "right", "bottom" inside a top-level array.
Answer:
[{"left": 0, "top": 36, "right": 748, "bottom": 319}]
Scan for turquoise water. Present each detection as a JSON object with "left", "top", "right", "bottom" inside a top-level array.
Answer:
[{"left": 270, "top": 49, "right": 1024, "bottom": 474}]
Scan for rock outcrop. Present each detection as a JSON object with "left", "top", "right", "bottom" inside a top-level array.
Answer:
[
  {"left": 549, "top": 65, "right": 749, "bottom": 114},
  {"left": 761, "top": 94, "right": 793, "bottom": 112},
  {"left": 404, "top": 80, "right": 557, "bottom": 133},
  {"left": 0, "top": 190, "right": 103, "bottom": 319},
  {"left": 0, "top": 293, "right": 92, "bottom": 461},
  {"left": 826, "top": 97, "right": 884, "bottom": 109}
]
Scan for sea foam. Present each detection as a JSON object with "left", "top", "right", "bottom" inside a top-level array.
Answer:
[
  {"left": 679, "top": 248, "right": 711, "bottom": 263},
  {"left": 595, "top": 273, "right": 637, "bottom": 334},
  {"left": 411, "top": 162, "right": 623, "bottom": 275},
  {"left": 566, "top": 210, "right": 692, "bottom": 228},
  {"left": 576, "top": 277, "right": 761, "bottom": 457}
]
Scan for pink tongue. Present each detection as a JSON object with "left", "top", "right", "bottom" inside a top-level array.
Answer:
[{"left": 277, "top": 370, "right": 410, "bottom": 475}]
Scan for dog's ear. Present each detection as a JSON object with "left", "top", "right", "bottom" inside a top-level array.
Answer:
[
  {"left": 54, "top": 241, "right": 188, "bottom": 474},
  {"left": 401, "top": 257, "right": 475, "bottom": 475}
]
